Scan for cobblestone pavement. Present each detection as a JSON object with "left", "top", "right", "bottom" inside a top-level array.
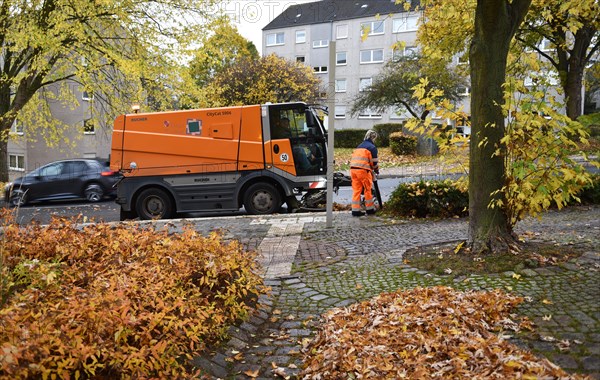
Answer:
[{"left": 180, "top": 206, "right": 600, "bottom": 380}]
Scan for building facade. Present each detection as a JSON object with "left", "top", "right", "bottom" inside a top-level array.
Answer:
[
  {"left": 6, "top": 83, "right": 112, "bottom": 181},
  {"left": 262, "top": 0, "right": 434, "bottom": 131}
]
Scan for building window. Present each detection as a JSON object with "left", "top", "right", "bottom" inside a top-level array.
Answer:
[
  {"left": 524, "top": 71, "right": 559, "bottom": 87},
  {"left": 360, "top": 49, "right": 384, "bottom": 64},
  {"left": 336, "top": 24, "right": 348, "bottom": 39},
  {"left": 296, "top": 56, "right": 305, "bottom": 63},
  {"left": 83, "top": 118, "right": 95, "bottom": 134},
  {"left": 335, "top": 106, "right": 346, "bottom": 119},
  {"left": 361, "top": 20, "right": 385, "bottom": 36},
  {"left": 458, "top": 86, "right": 471, "bottom": 96},
  {"left": 266, "top": 32, "right": 285, "bottom": 46},
  {"left": 335, "top": 79, "right": 347, "bottom": 92},
  {"left": 9, "top": 154, "right": 25, "bottom": 171},
  {"left": 313, "top": 39, "right": 329, "bottom": 48},
  {"left": 403, "top": 46, "right": 418, "bottom": 59},
  {"left": 313, "top": 66, "right": 328, "bottom": 73},
  {"left": 358, "top": 108, "right": 382, "bottom": 119},
  {"left": 336, "top": 52, "right": 347, "bottom": 65},
  {"left": 539, "top": 38, "right": 554, "bottom": 51},
  {"left": 82, "top": 91, "right": 94, "bottom": 101},
  {"left": 393, "top": 46, "right": 418, "bottom": 61},
  {"left": 296, "top": 30, "right": 306, "bottom": 44},
  {"left": 393, "top": 16, "right": 418, "bottom": 33},
  {"left": 10, "top": 121, "right": 24, "bottom": 135},
  {"left": 359, "top": 77, "right": 372, "bottom": 92}
]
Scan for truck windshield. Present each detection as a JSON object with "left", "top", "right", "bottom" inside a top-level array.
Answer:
[{"left": 269, "top": 104, "right": 327, "bottom": 176}]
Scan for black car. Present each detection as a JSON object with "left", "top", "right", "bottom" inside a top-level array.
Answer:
[{"left": 4, "top": 159, "right": 122, "bottom": 207}]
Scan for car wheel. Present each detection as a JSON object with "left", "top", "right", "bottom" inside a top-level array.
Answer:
[
  {"left": 135, "top": 188, "right": 174, "bottom": 220},
  {"left": 84, "top": 183, "right": 104, "bottom": 202},
  {"left": 8, "top": 189, "right": 28, "bottom": 207},
  {"left": 243, "top": 183, "right": 281, "bottom": 215}
]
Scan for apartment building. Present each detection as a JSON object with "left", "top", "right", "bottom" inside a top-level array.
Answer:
[
  {"left": 6, "top": 84, "right": 112, "bottom": 181},
  {"left": 262, "top": 0, "right": 431, "bottom": 130}
]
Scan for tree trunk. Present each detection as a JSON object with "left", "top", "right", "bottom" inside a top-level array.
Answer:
[
  {"left": 564, "top": 25, "right": 594, "bottom": 120},
  {"left": 0, "top": 139, "right": 8, "bottom": 183},
  {"left": 468, "top": 0, "right": 531, "bottom": 254}
]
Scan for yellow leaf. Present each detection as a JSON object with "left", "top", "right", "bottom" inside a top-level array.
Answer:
[
  {"left": 542, "top": 299, "right": 553, "bottom": 305},
  {"left": 46, "top": 271, "right": 58, "bottom": 284},
  {"left": 512, "top": 273, "right": 521, "bottom": 280},
  {"left": 454, "top": 241, "right": 465, "bottom": 254},
  {"left": 244, "top": 369, "right": 259, "bottom": 378}
]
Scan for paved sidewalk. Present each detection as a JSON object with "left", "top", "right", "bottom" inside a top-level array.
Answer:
[{"left": 175, "top": 206, "right": 600, "bottom": 379}]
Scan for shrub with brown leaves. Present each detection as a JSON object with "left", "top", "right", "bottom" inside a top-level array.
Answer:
[
  {"left": 301, "top": 286, "right": 586, "bottom": 379},
  {"left": 0, "top": 217, "right": 266, "bottom": 379}
]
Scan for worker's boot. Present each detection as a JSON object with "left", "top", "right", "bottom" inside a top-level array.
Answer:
[
  {"left": 366, "top": 209, "right": 376, "bottom": 215},
  {"left": 352, "top": 211, "right": 365, "bottom": 217}
]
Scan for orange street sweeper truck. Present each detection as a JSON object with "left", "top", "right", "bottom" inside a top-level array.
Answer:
[{"left": 110, "top": 102, "right": 348, "bottom": 220}]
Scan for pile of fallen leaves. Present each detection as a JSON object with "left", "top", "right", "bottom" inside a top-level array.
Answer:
[{"left": 301, "top": 286, "right": 585, "bottom": 379}]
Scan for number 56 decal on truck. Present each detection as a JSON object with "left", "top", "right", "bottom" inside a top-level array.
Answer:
[{"left": 110, "top": 102, "right": 348, "bottom": 220}]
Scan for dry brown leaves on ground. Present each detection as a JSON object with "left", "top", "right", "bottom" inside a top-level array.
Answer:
[{"left": 301, "top": 286, "right": 587, "bottom": 379}]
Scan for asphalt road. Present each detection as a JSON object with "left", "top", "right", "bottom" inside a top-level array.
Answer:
[{"left": 1, "top": 176, "right": 458, "bottom": 225}]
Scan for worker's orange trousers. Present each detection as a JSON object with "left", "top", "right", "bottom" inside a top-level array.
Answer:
[{"left": 351, "top": 168, "right": 375, "bottom": 213}]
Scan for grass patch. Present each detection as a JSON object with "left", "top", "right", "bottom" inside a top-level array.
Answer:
[
  {"left": 334, "top": 147, "right": 429, "bottom": 171},
  {"left": 403, "top": 241, "right": 584, "bottom": 277}
]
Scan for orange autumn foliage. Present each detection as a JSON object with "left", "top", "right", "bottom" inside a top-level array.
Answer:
[{"left": 0, "top": 212, "right": 266, "bottom": 379}]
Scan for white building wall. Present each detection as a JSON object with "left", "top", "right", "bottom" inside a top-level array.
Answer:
[{"left": 264, "top": 12, "right": 420, "bottom": 130}]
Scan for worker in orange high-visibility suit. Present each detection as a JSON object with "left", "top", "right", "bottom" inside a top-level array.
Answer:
[{"left": 349, "top": 130, "right": 379, "bottom": 217}]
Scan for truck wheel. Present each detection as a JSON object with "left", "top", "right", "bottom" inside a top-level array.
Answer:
[
  {"left": 136, "top": 188, "right": 174, "bottom": 220},
  {"left": 243, "top": 183, "right": 281, "bottom": 215}
]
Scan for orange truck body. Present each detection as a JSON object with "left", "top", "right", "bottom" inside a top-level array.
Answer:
[{"left": 110, "top": 102, "right": 329, "bottom": 220}]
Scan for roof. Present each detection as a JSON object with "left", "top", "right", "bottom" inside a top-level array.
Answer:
[{"left": 263, "top": 0, "right": 419, "bottom": 31}]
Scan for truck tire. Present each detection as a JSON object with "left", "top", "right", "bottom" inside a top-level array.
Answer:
[
  {"left": 135, "top": 188, "right": 174, "bottom": 220},
  {"left": 243, "top": 183, "right": 281, "bottom": 215}
]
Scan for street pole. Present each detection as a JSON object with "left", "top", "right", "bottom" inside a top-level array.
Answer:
[{"left": 326, "top": 38, "right": 336, "bottom": 228}]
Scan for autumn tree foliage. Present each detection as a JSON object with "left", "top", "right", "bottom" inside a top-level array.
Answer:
[
  {"left": 351, "top": 56, "right": 466, "bottom": 120},
  {"left": 188, "top": 17, "right": 259, "bottom": 88},
  {"left": 0, "top": 0, "right": 219, "bottom": 182},
  {"left": 412, "top": 0, "right": 598, "bottom": 254},
  {"left": 205, "top": 54, "right": 321, "bottom": 107},
  {"left": 418, "top": 0, "right": 599, "bottom": 120},
  {"left": 516, "top": 0, "right": 600, "bottom": 120},
  {"left": 0, "top": 215, "right": 266, "bottom": 379}
]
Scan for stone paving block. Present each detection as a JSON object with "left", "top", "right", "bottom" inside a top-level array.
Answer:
[
  {"left": 190, "top": 356, "right": 229, "bottom": 379},
  {"left": 550, "top": 354, "right": 579, "bottom": 370},
  {"left": 583, "top": 356, "right": 600, "bottom": 371},
  {"left": 188, "top": 206, "right": 600, "bottom": 379}
]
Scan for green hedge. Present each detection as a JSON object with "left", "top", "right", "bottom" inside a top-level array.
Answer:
[
  {"left": 389, "top": 131, "right": 417, "bottom": 155},
  {"left": 334, "top": 129, "right": 366, "bottom": 148},
  {"left": 385, "top": 174, "right": 599, "bottom": 219},
  {"left": 574, "top": 174, "right": 600, "bottom": 205},
  {"left": 373, "top": 123, "right": 403, "bottom": 147},
  {"left": 577, "top": 113, "right": 600, "bottom": 137},
  {"left": 385, "top": 180, "right": 469, "bottom": 218}
]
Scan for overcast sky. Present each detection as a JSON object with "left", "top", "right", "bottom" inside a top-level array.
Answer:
[{"left": 214, "top": 1, "right": 316, "bottom": 54}]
